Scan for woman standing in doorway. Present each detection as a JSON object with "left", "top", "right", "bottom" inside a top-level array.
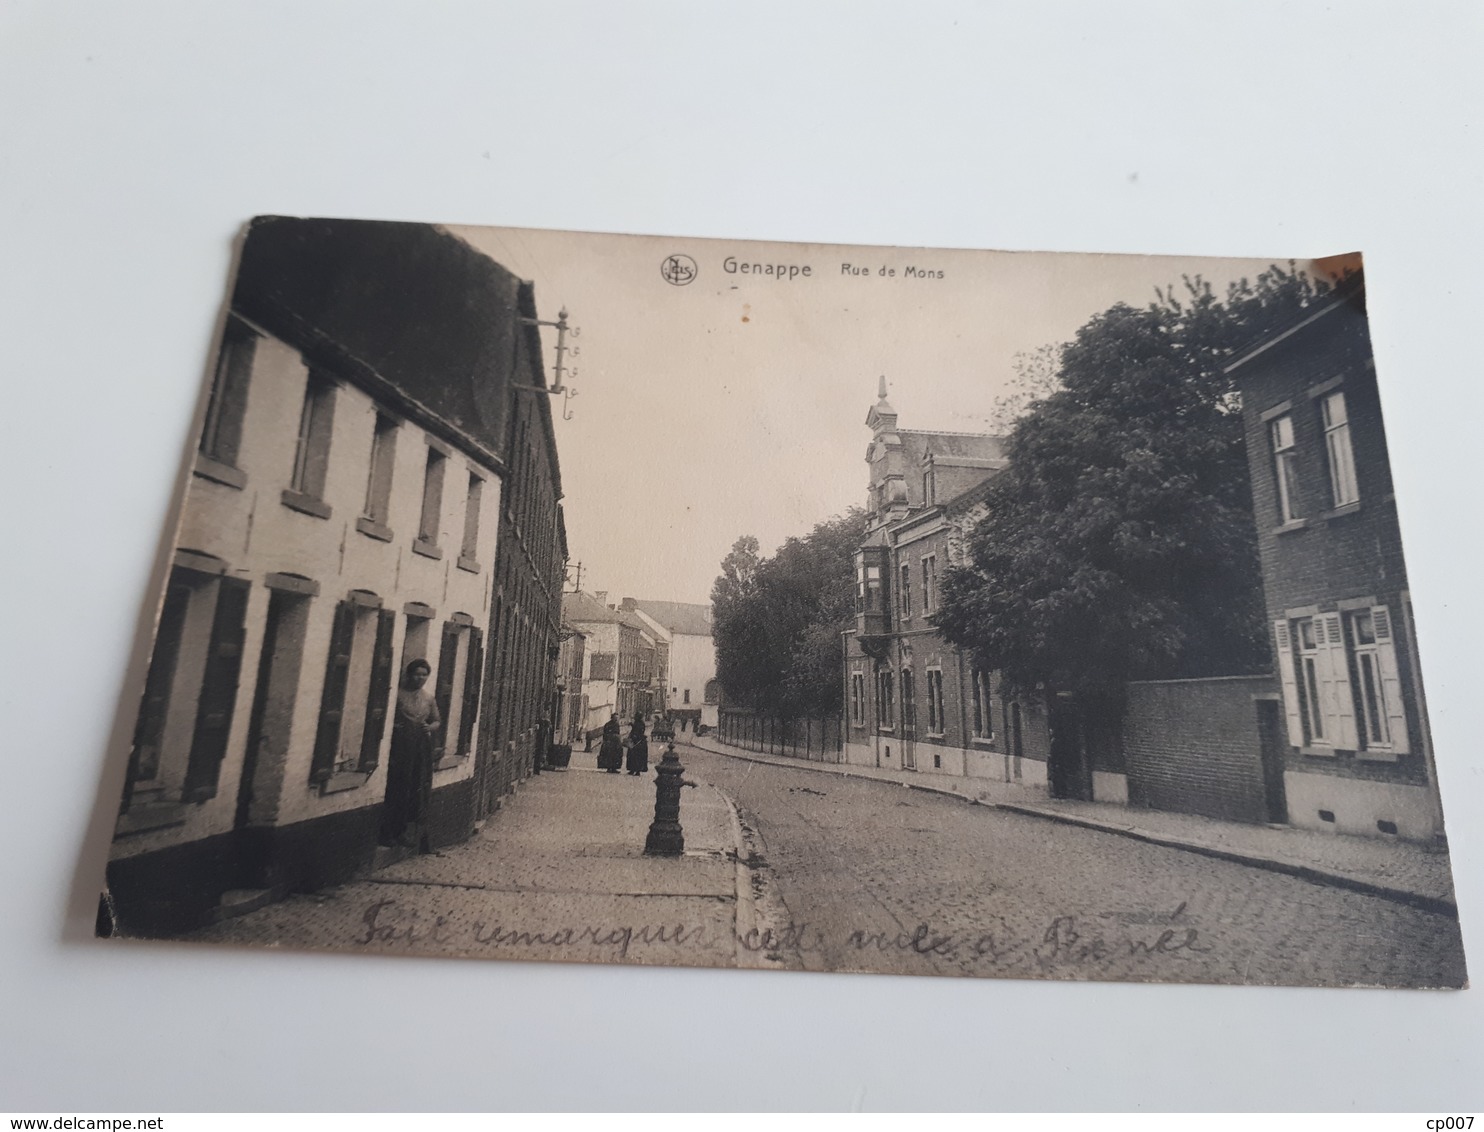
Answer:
[{"left": 380, "top": 658, "right": 441, "bottom": 849}]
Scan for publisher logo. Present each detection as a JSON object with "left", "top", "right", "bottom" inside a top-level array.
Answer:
[{"left": 661, "top": 254, "right": 698, "bottom": 286}]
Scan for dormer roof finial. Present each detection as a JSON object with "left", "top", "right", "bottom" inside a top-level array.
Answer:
[{"left": 877, "top": 374, "right": 888, "bottom": 401}]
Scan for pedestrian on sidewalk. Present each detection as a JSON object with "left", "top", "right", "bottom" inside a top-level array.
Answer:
[
  {"left": 598, "top": 713, "right": 623, "bottom": 773},
  {"left": 625, "top": 714, "right": 650, "bottom": 776},
  {"left": 379, "top": 658, "right": 440, "bottom": 849}
]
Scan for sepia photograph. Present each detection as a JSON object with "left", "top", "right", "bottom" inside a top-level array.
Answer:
[{"left": 95, "top": 217, "right": 1466, "bottom": 989}]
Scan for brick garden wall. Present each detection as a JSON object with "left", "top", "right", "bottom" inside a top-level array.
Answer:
[{"left": 1124, "top": 675, "right": 1277, "bottom": 824}]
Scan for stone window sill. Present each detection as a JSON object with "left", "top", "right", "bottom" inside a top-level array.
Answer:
[
  {"left": 924, "top": 731, "right": 946, "bottom": 741},
  {"left": 1298, "top": 745, "right": 1338, "bottom": 758},
  {"left": 877, "top": 727, "right": 895, "bottom": 735},
  {"left": 1356, "top": 746, "right": 1399, "bottom": 763},
  {"left": 456, "top": 554, "right": 482, "bottom": 574},
  {"left": 1274, "top": 519, "right": 1310, "bottom": 537},
  {"left": 115, "top": 801, "right": 187, "bottom": 838},
  {"left": 971, "top": 737, "right": 998, "bottom": 749},
  {"left": 412, "top": 538, "right": 443, "bottom": 561},
  {"left": 193, "top": 453, "right": 247, "bottom": 490},
  {"left": 435, "top": 754, "right": 467, "bottom": 772},
  {"left": 1321, "top": 501, "right": 1362, "bottom": 521},
  {"left": 356, "top": 516, "right": 394, "bottom": 542},
  {"left": 281, "top": 489, "right": 332, "bottom": 520},
  {"left": 321, "top": 771, "right": 369, "bottom": 795}
]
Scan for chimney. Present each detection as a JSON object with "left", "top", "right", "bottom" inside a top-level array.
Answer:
[{"left": 594, "top": 590, "right": 609, "bottom": 608}]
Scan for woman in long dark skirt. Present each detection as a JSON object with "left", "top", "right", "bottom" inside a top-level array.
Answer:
[
  {"left": 380, "top": 658, "right": 441, "bottom": 849},
  {"left": 625, "top": 714, "right": 649, "bottom": 776},
  {"left": 598, "top": 713, "right": 624, "bottom": 773}
]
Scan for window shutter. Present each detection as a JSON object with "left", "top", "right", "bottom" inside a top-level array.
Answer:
[
  {"left": 435, "top": 621, "right": 461, "bottom": 756},
  {"left": 1371, "top": 605, "right": 1411, "bottom": 754},
  {"left": 459, "top": 627, "right": 485, "bottom": 757},
  {"left": 358, "top": 608, "right": 398, "bottom": 772},
  {"left": 1273, "top": 620, "right": 1306, "bottom": 747},
  {"left": 310, "top": 600, "right": 357, "bottom": 783},
  {"left": 182, "top": 577, "right": 251, "bottom": 802},
  {"left": 124, "top": 579, "right": 193, "bottom": 811},
  {"left": 1316, "top": 612, "right": 1359, "bottom": 749}
]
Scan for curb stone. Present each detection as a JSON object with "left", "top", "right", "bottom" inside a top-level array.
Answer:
[{"left": 684, "top": 738, "right": 1458, "bottom": 919}]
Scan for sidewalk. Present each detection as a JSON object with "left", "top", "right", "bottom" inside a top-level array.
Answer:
[
  {"left": 683, "top": 734, "right": 1459, "bottom": 915},
  {"left": 191, "top": 766, "right": 758, "bottom": 966}
]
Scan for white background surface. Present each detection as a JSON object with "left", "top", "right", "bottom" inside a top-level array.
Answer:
[{"left": 1, "top": 0, "right": 1480, "bottom": 1112}]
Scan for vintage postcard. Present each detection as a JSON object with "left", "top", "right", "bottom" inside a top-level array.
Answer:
[{"left": 96, "top": 217, "right": 1466, "bottom": 988}]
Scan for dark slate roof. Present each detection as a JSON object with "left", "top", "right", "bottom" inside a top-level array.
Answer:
[
  {"left": 625, "top": 599, "right": 714, "bottom": 637},
  {"left": 232, "top": 216, "right": 540, "bottom": 467}
]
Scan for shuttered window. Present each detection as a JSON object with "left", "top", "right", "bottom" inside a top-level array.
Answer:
[
  {"left": 1348, "top": 605, "right": 1409, "bottom": 756},
  {"left": 1278, "top": 613, "right": 1360, "bottom": 752},
  {"left": 310, "top": 601, "right": 358, "bottom": 784},
  {"left": 358, "top": 609, "right": 398, "bottom": 771},
  {"left": 181, "top": 576, "right": 250, "bottom": 802},
  {"left": 434, "top": 621, "right": 462, "bottom": 757},
  {"left": 458, "top": 627, "right": 485, "bottom": 757}
]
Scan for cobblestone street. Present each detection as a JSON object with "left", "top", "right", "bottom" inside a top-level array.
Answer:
[
  {"left": 189, "top": 742, "right": 1467, "bottom": 989},
  {"left": 686, "top": 747, "right": 1468, "bottom": 988}
]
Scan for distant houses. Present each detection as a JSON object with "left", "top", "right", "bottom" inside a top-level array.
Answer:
[{"left": 621, "top": 599, "right": 719, "bottom": 732}]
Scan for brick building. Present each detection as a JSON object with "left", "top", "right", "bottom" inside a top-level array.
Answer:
[
  {"left": 1226, "top": 281, "right": 1444, "bottom": 841},
  {"left": 842, "top": 380, "right": 1059, "bottom": 794},
  {"left": 105, "top": 218, "right": 566, "bottom": 935}
]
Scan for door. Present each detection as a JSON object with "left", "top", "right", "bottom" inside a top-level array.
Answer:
[
  {"left": 900, "top": 668, "right": 917, "bottom": 770},
  {"left": 1048, "top": 698, "right": 1092, "bottom": 801},
  {"left": 1010, "top": 701, "right": 1024, "bottom": 781},
  {"left": 1255, "top": 699, "right": 1289, "bottom": 825}
]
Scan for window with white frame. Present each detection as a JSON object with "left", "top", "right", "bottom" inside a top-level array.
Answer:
[
  {"left": 362, "top": 413, "right": 398, "bottom": 528},
  {"left": 1294, "top": 617, "right": 1327, "bottom": 744},
  {"left": 876, "top": 668, "right": 894, "bottom": 728},
  {"left": 200, "top": 317, "right": 256, "bottom": 470},
  {"left": 900, "top": 668, "right": 916, "bottom": 730},
  {"left": 1345, "top": 606, "right": 1408, "bottom": 754},
  {"left": 850, "top": 670, "right": 866, "bottom": 726},
  {"left": 922, "top": 555, "right": 938, "bottom": 614},
  {"left": 289, "top": 372, "right": 336, "bottom": 502},
  {"left": 1275, "top": 612, "right": 1364, "bottom": 754},
  {"left": 1270, "top": 414, "right": 1301, "bottom": 523},
  {"left": 417, "top": 446, "right": 446, "bottom": 549},
  {"left": 1321, "top": 391, "right": 1359, "bottom": 507},
  {"left": 899, "top": 562, "right": 912, "bottom": 619},
  {"left": 970, "top": 667, "right": 994, "bottom": 740},
  {"left": 925, "top": 668, "right": 945, "bottom": 735}
]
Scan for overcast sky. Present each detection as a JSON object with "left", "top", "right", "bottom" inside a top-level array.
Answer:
[{"left": 452, "top": 225, "right": 1328, "bottom": 606}]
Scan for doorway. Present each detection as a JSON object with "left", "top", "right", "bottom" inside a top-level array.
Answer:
[
  {"left": 1255, "top": 698, "right": 1289, "bottom": 825},
  {"left": 1048, "top": 698, "right": 1092, "bottom": 801},
  {"left": 235, "top": 588, "right": 310, "bottom": 884}
]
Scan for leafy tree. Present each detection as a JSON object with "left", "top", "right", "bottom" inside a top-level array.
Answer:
[
  {"left": 712, "top": 511, "right": 867, "bottom": 718},
  {"left": 935, "top": 264, "right": 1339, "bottom": 704},
  {"left": 985, "top": 342, "right": 1064, "bottom": 431}
]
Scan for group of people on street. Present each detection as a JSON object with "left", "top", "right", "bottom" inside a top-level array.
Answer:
[{"left": 597, "top": 712, "right": 651, "bottom": 776}]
